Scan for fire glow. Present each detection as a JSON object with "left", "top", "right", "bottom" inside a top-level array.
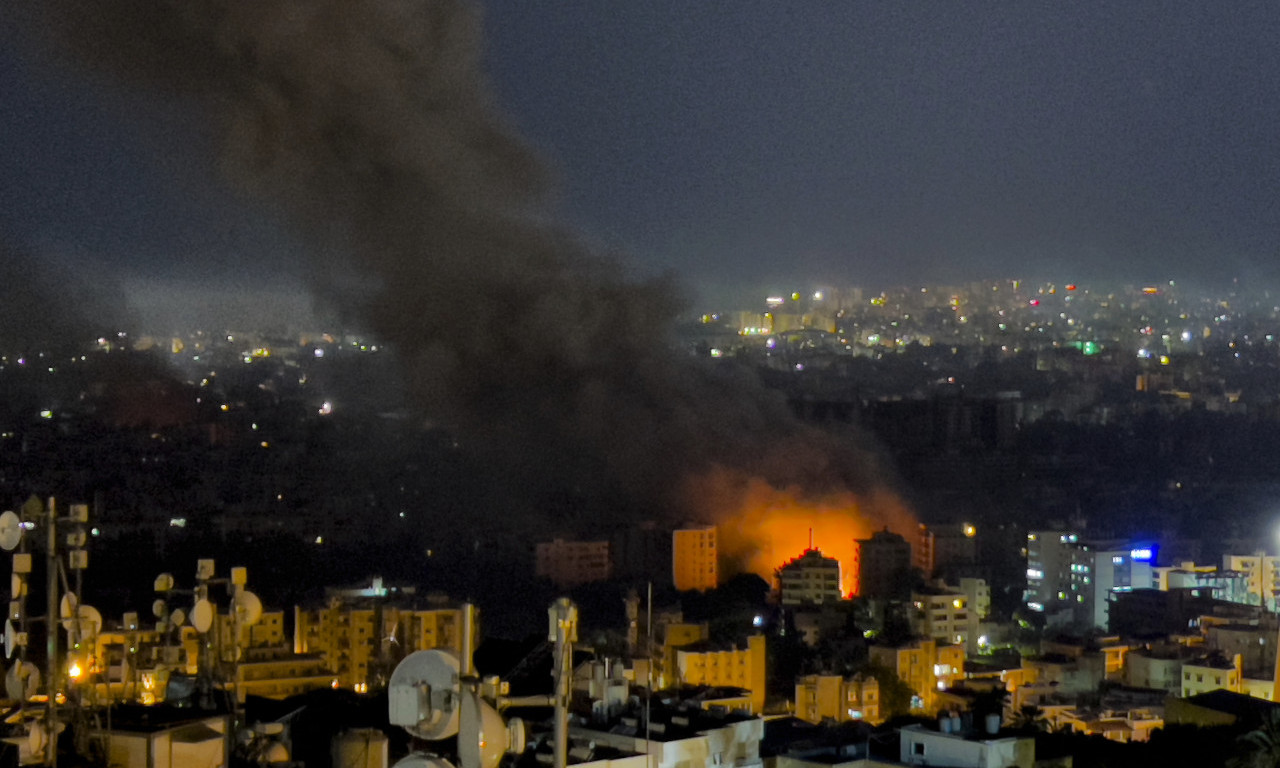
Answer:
[{"left": 690, "top": 470, "right": 916, "bottom": 597}]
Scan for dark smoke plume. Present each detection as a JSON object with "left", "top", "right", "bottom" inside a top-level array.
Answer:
[
  {"left": 0, "top": 231, "right": 136, "bottom": 355},
  {"left": 22, "top": 0, "right": 911, "bottom": 537}
]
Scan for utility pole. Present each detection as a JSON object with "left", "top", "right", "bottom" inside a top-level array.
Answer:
[{"left": 44, "top": 498, "right": 57, "bottom": 768}]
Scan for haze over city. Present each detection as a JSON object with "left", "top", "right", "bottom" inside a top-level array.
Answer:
[
  {"left": 2, "top": 1, "right": 1279, "bottom": 334},
  {"left": 4, "top": 2, "right": 1280, "bottom": 767}
]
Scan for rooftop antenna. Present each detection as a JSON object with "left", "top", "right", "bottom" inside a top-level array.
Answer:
[{"left": 809, "top": 528, "right": 814, "bottom": 551}]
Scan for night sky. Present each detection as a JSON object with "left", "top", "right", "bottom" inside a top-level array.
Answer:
[{"left": 2, "top": 1, "right": 1280, "bottom": 329}]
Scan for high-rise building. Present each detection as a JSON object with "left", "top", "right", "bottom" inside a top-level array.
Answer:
[
  {"left": 777, "top": 549, "right": 843, "bottom": 605},
  {"left": 854, "top": 528, "right": 912, "bottom": 600},
  {"left": 1222, "top": 553, "right": 1280, "bottom": 610},
  {"left": 535, "top": 538, "right": 611, "bottom": 588},
  {"left": 910, "top": 584, "right": 980, "bottom": 654},
  {"left": 1024, "top": 532, "right": 1154, "bottom": 628},
  {"left": 673, "top": 525, "right": 718, "bottom": 591}
]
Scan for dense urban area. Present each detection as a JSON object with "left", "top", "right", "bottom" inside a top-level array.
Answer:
[{"left": 4, "top": 279, "right": 1280, "bottom": 765}]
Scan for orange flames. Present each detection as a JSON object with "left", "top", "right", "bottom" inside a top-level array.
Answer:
[{"left": 685, "top": 469, "right": 916, "bottom": 597}]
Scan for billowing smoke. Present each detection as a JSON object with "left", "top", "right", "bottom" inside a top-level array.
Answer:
[
  {"left": 22, "top": 0, "right": 915, "bottom": 557},
  {"left": 0, "top": 230, "right": 136, "bottom": 355}
]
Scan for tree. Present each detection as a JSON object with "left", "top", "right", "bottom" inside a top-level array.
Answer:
[
  {"left": 1231, "top": 710, "right": 1280, "bottom": 768},
  {"left": 858, "top": 662, "right": 914, "bottom": 720}
]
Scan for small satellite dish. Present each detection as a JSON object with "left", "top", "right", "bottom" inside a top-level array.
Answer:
[
  {"left": 0, "top": 511, "right": 21, "bottom": 551},
  {"left": 252, "top": 722, "right": 285, "bottom": 736},
  {"left": 10, "top": 573, "right": 24, "bottom": 601},
  {"left": 152, "top": 599, "right": 167, "bottom": 618},
  {"left": 3, "top": 619, "right": 14, "bottom": 659},
  {"left": 236, "top": 591, "right": 263, "bottom": 626},
  {"left": 58, "top": 593, "right": 78, "bottom": 631},
  {"left": 154, "top": 573, "right": 174, "bottom": 592},
  {"left": 191, "top": 599, "right": 214, "bottom": 633},
  {"left": 170, "top": 608, "right": 186, "bottom": 627},
  {"left": 79, "top": 605, "right": 103, "bottom": 637},
  {"left": 388, "top": 650, "right": 461, "bottom": 740},
  {"left": 458, "top": 689, "right": 511, "bottom": 768}
]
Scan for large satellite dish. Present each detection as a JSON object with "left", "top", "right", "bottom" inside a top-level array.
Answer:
[
  {"left": 235, "top": 590, "right": 263, "bottom": 626},
  {"left": 0, "top": 512, "right": 21, "bottom": 551},
  {"left": 458, "top": 689, "right": 517, "bottom": 768},
  {"left": 170, "top": 608, "right": 186, "bottom": 627},
  {"left": 388, "top": 650, "right": 462, "bottom": 740},
  {"left": 191, "top": 599, "right": 215, "bottom": 633}
]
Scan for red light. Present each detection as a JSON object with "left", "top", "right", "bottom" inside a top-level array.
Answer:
[
  {"left": 1028, "top": 299, "right": 1039, "bottom": 306},
  {"left": 1066, "top": 284, "right": 1077, "bottom": 291}
]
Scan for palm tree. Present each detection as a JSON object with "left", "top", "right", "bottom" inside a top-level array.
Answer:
[{"left": 1231, "top": 710, "right": 1280, "bottom": 768}]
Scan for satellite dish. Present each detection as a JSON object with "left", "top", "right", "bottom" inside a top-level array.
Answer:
[
  {"left": 458, "top": 689, "right": 511, "bottom": 768},
  {"left": 10, "top": 573, "right": 24, "bottom": 601},
  {"left": 170, "top": 608, "right": 186, "bottom": 627},
  {"left": 58, "top": 593, "right": 78, "bottom": 630},
  {"left": 154, "top": 573, "right": 174, "bottom": 592},
  {"left": 0, "top": 512, "right": 21, "bottom": 551},
  {"left": 191, "top": 599, "right": 214, "bottom": 633},
  {"left": 392, "top": 756, "right": 456, "bottom": 768},
  {"left": 3, "top": 619, "right": 13, "bottom": 659},
  {"left": 388, "top": 650, "right": 461, "bottom": 740},
  {"left": 236, "top": 591, "right": 263, "bottom": 626},
  {"left": 5, "top": 661, "right": 39, "bottom": 701},
  {"left": 152, "top": 599, "right": 167, "bottom": 618},
  {"left": 78, "top": 605, "right": 103, "bottom": 638}
]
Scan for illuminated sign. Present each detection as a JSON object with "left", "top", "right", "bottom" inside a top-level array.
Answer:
[{"left": 1130, "top": 548, "right": 1153, "bottom": 562}]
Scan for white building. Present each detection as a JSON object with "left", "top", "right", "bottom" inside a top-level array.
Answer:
[
  {"left": 1024, "top": 532, "right": 1154, "bottom": 628},
  {"left": 898, "top": 723, "right": 1034, "bottom": 767}
]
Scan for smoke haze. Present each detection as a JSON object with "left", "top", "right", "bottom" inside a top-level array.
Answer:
[{"left": 22, "top": 0, "right": 915, "bottom": 548}]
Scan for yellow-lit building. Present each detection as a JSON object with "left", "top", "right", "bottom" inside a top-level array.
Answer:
[
  {"left": 794, "top": 673, "right": 881, "bottom": 724},
  {"left": 231, "top": 649, "right": 335, "bottom": 701},
  {"left": 1181, "top": 654, "right": 1242, "bottom": 698},
  {"left": 869, "top": 638, "right": 964, "bottom": 714},
  {"left": 535, "top": 539, "right": 611, "bottom": 588},
  {"left": 294, "top": 602, "right": 471, "bottom": 690},
  {"left": 674, "top": 635, "right": 767, "bottom": 714},
  {"left": 673, "top": 525, "right": 718, "bottom": 592}
]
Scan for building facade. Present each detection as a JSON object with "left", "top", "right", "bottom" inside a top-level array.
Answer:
[
  {"left": 777, "top": 549, "right": 843, "bottom": 605},
  {"left": 673, "top": 525, "right": 718, "bottom": 592}
]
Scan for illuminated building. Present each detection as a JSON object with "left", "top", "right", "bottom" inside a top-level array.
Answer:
[
  {"left": 1154, "top": 562, "right": 1253, "bottom": 605},
  {"left": 916, "top": 522, "right": 977, "bottom": 578},
  {"left": 1181, "top": 654, "right": 1243, "bottom": 698},
  {"left": 910, "top": 584, "right": 979, "bottom": 654},
  {"left": 229, "top": 650, "right": 335, "bottom": 702},
  {"left": 1024, "top": 532, "right": 1155, "bottom": 628},
  {"left": 672, "top": 635, "right": 767, "bottom": 714},
  {"left": 1222, "top": 553, "right": 1280, "bottom": 610},
  {"left": 293, "top": 600, "right": 470, "bottom": 690},
  {"left": 776, "top": 549, "right": 843, "bottom": 605},
  {"left": 869, "top": 638, "right": 964, "bottom": 714},
  {"left": 535, "top": 538, "right": 611, "bottom": 588},
  {"left": 853, "top": 528, "right": 911, "bottom": 600},
  {"left": 794, "top": 673, "right": 881, "bottom": 724},
  {"left": 673, "top": 524, "right": 718, "bottom": 592}
]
